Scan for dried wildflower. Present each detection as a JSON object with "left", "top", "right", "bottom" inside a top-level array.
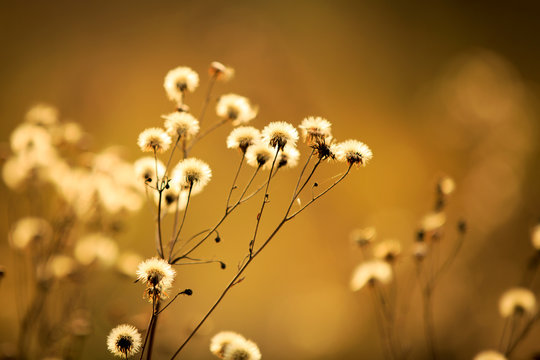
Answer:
[
  {"left": 335, "top": 140, "right": 373, "bottom": 166},
  {"left": 350, "top": 227, "right": 376, "bottom": 247},
  {"left": 136, "top": 257, "right": 176, "bottom": 300},
  {"left": 172, "top": 158, "right": 212, "bottom": 194},
  {"left": 437, "top": 176, "right": 456, "bottom": 196},
  {"left": 245, "top": 142, "right": 275, "bottom": 170},
  {"left": 74, "top": 233, "right": 119, "bottom": 267},
  {"left": 299, "top": 116, "right": 332, "bottom": 145},
  {"left": 277, "top": 145, "right": 300, "bottom": 169},
  {"left": 164, "top": 66, "right": 200, "bottom": 102},
  {"left": 134, "top": 156, "right": 166, "bottom": 189},
  {"left": 137, "top": 128, "right": 172, "bottom": 153},
  {"left": 156, "top": 180, "right": 188, "bottom": 212},
  {"left": 373, "top": 239, "right": 402, "bottom": 263},
  {"left": 49, "top": 255, "right": 77, "bottom": 279},
  {"left": 2, "top": 156, "right": 33, "bottom": 190},
  {"left": 216, "top": 94, "right": 258, "bottom": 126},
  {"left": 350, "top": 260, "right": 392, "bottom": 291},
  {"left": 162, "top": 112, "right": 200, "bottom": 139},
  {"left": 24, "top": 103, "right": 59, "bottom": 126},
  {"left": 499, "top": 287, "right": 537, "bottom": 318},
  {"left": 223, "top": 338, "right": 261, "bottom": 360},
  {"left": 11, "top": 217, "right": 52, "bottom": 250},
  {"left": 210, "top": 331, "right": 246, "bottom": 358},
  {"left": 531, "top": 223, "right": 540, "bottom": 250},
  {"left": 107, "top": 324, "right": 142, "bottom": 358},
  {"left": 226, "top": 126, "right": 261, "bottom": 153},
  {"left": 261, "top": 121, "right": 298, "bottom": 150},
  {"left": 412, "top": 242, "right": 428, "bottom": 261},
  {"left": 473, "top": 350, "right": 507, "bottom": 360},
  {"left": 420, "top": 212, "right": 446, "bottom": 233},
  {"left": 209, "top": 61, "right": 235, "bottom": 82},
  {"left": 10, "top": 123, "right": 53, "bottom": 155}
]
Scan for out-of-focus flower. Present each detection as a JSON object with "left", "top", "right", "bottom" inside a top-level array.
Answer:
[
  {"left": 262, "top": 122, "right": 298, "bottom": 150},
  {"left": 216, "top": 94, "right": 258, "bottom": 126},
  {"left": 10, "top": 217, "right": 52, "bottom": 250},
  {"left": 164, "top": 66, "right": 200, "bottom": 103},
  {"left": 226, "top": 126, "right": 261, "bottom": 153},
  {"left": 245, "top": 142, "right": 275, "bottom": 170},
  {"left": 134, "top": 157, "right": 166, "bottom": 189},
  {"left": 499, "top": 287, "right": 536, "bottom": 318},
  {"left": 373, "top": 240, "right": 402, "bottom": 263},
  {"left": 210, "top": 331, "right": 261, "bottom": 360},
  {"left": 335, "top": 140, "right": 373, "bottom": 167},
  {"left": 473, "top": 350, "right": 507, "bottom": 360},
  {"left": 209, "top": 61, "right": 235, "bottom": 82},
  {"left": 74, "top": 233, "right": 119, "bottom": 267},
  {"left": 162, "top": 112, "right": 200, "bottom": 140},
  {"left": 172, "top": 158, "right": 212, "bottom": 194},
  {"left": 24, "top": 103, "right": 59, "bottom": 127},
  {"left": 350, "top": 227, "right": 376, "bottom": 247},
  {"left": 350, "top": 260, "right": 392, "bottom": 291},
  {"left": 277, "top": 145, "right": 300, "bottom": 169},
  {"left": 420, "top": 212, "right": 447, "bottom": 233}
]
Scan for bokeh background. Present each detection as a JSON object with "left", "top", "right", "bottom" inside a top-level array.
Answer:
[{"left": 1, "top": 0, "right": 540, "bottom": 359}]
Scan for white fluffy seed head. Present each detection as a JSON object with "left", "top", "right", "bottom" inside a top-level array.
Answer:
[
  {"left": 299, "top": 116, "right": 332, "bottom": 145},
  {"left": 350, "top": 227, "right": 376, "bottom": 247},
  {"left": 226, "top": 126, "right": 261, "bottom": 153},
  {"left": 107, "top": 324, "right": 142, "bottom": 358},
  {"left": 245, "top": 142, "right": 275, "bottom": 170},
  {"left": 11, "top": 217, "right": 52, "bottom": 250},
  {"left": 223, "top": 338, "right": 261, "bottom": 360},
  {"left": 261, "top": 122, "right": 299, "bottom": 149},
  {"left": 164, "top": 66, "right": 200, "bottom": 102},
  {"left": 373, "top": 239, "right": 402, "bottom": 263},
  {"left": 473, "top": 350, "right": 507, "bottom": 360},
  {"left": 210, "top": 331, "right": 246, "bottom": 358},
  {"left": 216, "top": 94, "right": 258, "bottom": 126},
  {"left": 531, "top": 223, "right": 540, "bottom": 250},
  {"left": 137, "top": 128, "right": 172, "bottom": 153},
  {"left": 499, "top": 287, "right": 537, "bottom": 318},
  {"left": 162, "top": 112, "right": 200, "bottom": 139},
  {"left": 24, "top": 103, "right": 59, "bottom": 127},
  {"left": 136, "top": 257, "right": 176, "bottom": 294},
  {"left": 335, "top": 139, "right": 373, "bottom": 166},
  {"left": 134, "top": 157, "right": 166, "bottom": 189},
  {"left": 172, "top": 158, "right": 212, "bottom": 195},
  {"left": 277, "top": 145, "right": 300, "bottom": 169},
  {"left": 350, "top": 260, "right": 392, "bottom": 291}
]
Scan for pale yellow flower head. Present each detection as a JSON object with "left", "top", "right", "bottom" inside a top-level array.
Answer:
[
  {"left": 335, "top": 139, "right": 373, "bottom": 166},
  {"left": 209, "top": 61, "right": 235, "bottom": 82},
  {"left": 24, "top": 103, "right": 59, "bottom": 127},
  {"left": 245, "top": 142, "right": 275, "bottom": 170},
  {"left": 531, "top": 223, "right": 540, "bottom": 250},
  {"left": 134, "top": 156, "right": 165, "bottom": 189},
  {"left": 11, "top": 217, "right": 52, "bottom": 250},
  {"left": 499, "top": 287, "right": 536, "bottom": 318},
  {"left": 299, "top": 116, "right": 332, "bottom": 145},
  {"left": 164, "top": 66, "right": 200, "bottom": 102},
  {"left": 226, "top": 126, "right": 261, "bottom": 153},
  {"left": 136, "top": 257, "right": 176, "bottom": 295},
  {"left": 350, "top": 227, "right": 376, "bottom": 247},
  {"left": 210, "top": 331, "right": 246, "bottom": 358},
  {"left": 261, "top": 121, "right": 299, "bottom": 150},
  {"left": 216, "top": 94, "right": 258, "bottom": 126},
  {"left": 473, "top": 350, "right": 507, "bottom": 360},
  {"left": 350, "top": 260, "right": 392, "bottom": 291},
  {"left": 373, "top": 239, "right": 402, "bottom": 263},
  {"left": 162, "top": 112, "right": 200, "bottom": 139},
  {"left": 137, "top": 128, "right": 172, "bottom": 153},
  {"left": 277, "top": 145, "right": 300, "bottom": 169},
  {"left": 172, "top": 158, "right": 212, "bottom": 194},
  {"left": 107, "top": 324, "right": 142, "bottom": 358}
]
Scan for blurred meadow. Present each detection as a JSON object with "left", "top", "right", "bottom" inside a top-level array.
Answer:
[{"left": 1, "top": 1, "right": 540, "bottom": 359}]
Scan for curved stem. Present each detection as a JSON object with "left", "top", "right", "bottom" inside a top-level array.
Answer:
[
  {"left": 169, "top": 185, "right": 193, "bottom": 262},
  {"left": 226, "top": 153, "right": 245, "bottom": 210},
  {"left": 198, "top": 74, "right": 218, "bottom": 127}
]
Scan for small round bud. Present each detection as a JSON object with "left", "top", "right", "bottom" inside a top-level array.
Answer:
[
  {"left": 215, "top": 236, "right": 221, "bottom": 243},
  {"left": 220, "top": 262, "right": 226, "bottom": 270},
  {"left": 183, "top": 289, "right": 193, "bottom": 296}
]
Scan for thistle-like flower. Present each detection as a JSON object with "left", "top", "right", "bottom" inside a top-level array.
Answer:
[
  {"left": 134, "top": 157, "right": 165, "bottom": 189},
  {"left": 373, "top": 239, "right": 402, "bottom": 263},
  {"left": 277, "top": 145, "right": 300, "bottom": 169},
  {"left": 226, "top": 126, "right": 261, "bottom": 153},
  {"left": 172, "top": 158, "right": 212, "bottom": 195},
  {"left": 11, "top": 217, "right": 52, "bottom": 250},
  {"left": 209, "top": 61, "right": 235, "bottom": 82},
  {"left": 210, "top": 331, "right": 246, "bottom": 358},
  {"left": 164, "top": 66, "right": 200, "bottom": 103},
  {"left": 499, "top": 287, "right": 537, "bottom": 318},
  {"left": 136, "top": 257, "right": 176, "bottom": 300},
  {"left": 223, "top": 338, "right": 261, "bottom": 360},
  {"left": 350, "top": 227, "right": 376, "bottom": 247},
  {"left": 299, "top": 116, "right": 332, "bottom": 145},
  {"left": 245, "top": 142, "right": 275, "bottom": 170},
  {"left": 107, "top": 324, "right": 142, "bottom": 358},
  {"left": 335, "top": 139, "right": 373, "bottom": 166},
  {"left": 473, "top": 350, "right": 507, "bottom": 360},
  {"left": 261, "top": 121, "right": 298, "bottom": 150},
  {"left": 216, "top": 94, "right": 258, "bottom": 126},
  {"left": 162, "top": 112, "right": 200, "bottom": 139},
  {"left": 137, "top": 128, "right": 172, "bottom": 153},
  {"left": 350, "top": 260, "right": 392, "bottom": 291}
]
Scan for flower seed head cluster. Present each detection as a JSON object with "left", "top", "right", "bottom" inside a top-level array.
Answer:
[
  {"left": 335, "top": 139, "right": 373, "bottom": 166},
  {"left": 473, "top": 350, "right": 507, "bottom": 360},
  {"left": 262, "top": 121, "right": 298, "bottom": 150},
  {"left": 162, "top": 112, "right": 200, "bottom": 139},
  {"left": 164, "top": 66, "right": 200, "bottom": 102},
  {"left": 299, "top": 116, "right": 332, "bottom": 145},
  {"left": 499, "top": 287, "right": 537, "bottom": 318},
  {"left": 350, "top": 227, "right": 376, "bottom": 247},
  {"left": 11, "top": 217, "right": 52, "bottom": 250},
  {"left": 107, "top": 324, "right": 142, "bottom": 358},
  {"left": 350, "top": 260, "right": 392, "bottom": 291},
  {"left": 373, "top": 239, "right": 402, "bottom": 263},
  {"left": 137, "top": 128, "right": 172, "bottom": 153},
  {"left": 245, "top": 142, "right": 275, "bottom": 170},
  {"left": 226, "top": 126, "right": 261, "bottom": 153},
  {"left": 134, "top": 157, "right": 165, "bottom": 189},
  {"left": 209, "top": 61, "right": 235, "bottom": 82},
  {"left": 136, "top": 257, "right": 176, "bottom": 300},
  {"left": 420, "top": 211, "right": 446, "bottom": 233},
  {"left": 278, "top": 145, "right": 300, "bottom": 169},
  {"left": 172, "top": 158, "right": 212, "bottom": 194},
  {"left": 25, "top": 103, "right": 59, "bottom": 127},
  {"left": 531, "top": 223, "right": 540, "bottom": 250},
  {"left": 437, "top": 176, "right": 456, "bottom": 196},
  {"left": 210, "top": 331, "right": 261, "bottom": 360},
  {"left": 216, "top": 94, "right": 258, "bottom": 126}
]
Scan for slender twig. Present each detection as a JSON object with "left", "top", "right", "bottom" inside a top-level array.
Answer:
[
  {"left": 226, "top": 153, "right": 245, "bottom": 210},
  {"left": 169, "top": 185, "right": 193, "bottom": 261},
  {"left": 505, "top": 314, "right": 538, "bottom": 356},
  {"left": 198, "top": 74, "right": 218, "bottom": 127}
]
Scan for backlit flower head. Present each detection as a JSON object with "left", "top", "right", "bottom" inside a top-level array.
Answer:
[
  {"left": 299, "top": 116, "right": 332, "bottom": 145},
  {"left": 223, "top": 338, "right": 261, "bottom": 360},
  {"left": 137, "top": 128, "right": 172, "bottom": 153},
  {"left": 11, "top": 217, "right": 52, "bottom": 250},
  {"left": 262, "top": 121, "right": 298, "bottom": 150},
  {"left": 245, "top": 142, "right": 275, "bottom": 170},
  {"left": 162, "top": 112, "right": 200, "bottom": 139},
  {"left": 216, "top": 94, "right": 258, "bottom": 126},
  {"left": 25, "top": 103, "right": 59, "bottom": 127},
  {"left": 74, "top": 233, "right": 119, "bottom": 267},
  {"left": 107, "top": 324, "right": 142, "bottom": 358},
  {"left": 437, "top": 176, "right": 456, "bottom": 196},
  {"left": 155, "top": 180, "right": 188, "bottom": 213},
  {"left": 209, "top": 61, "right": 235, "bottom": 82},
  {"left": 277, "top": 145, "right": 300, "bottom": 169},
  {"left": 164, "top": 66, "right": 200, "bottom": 102},
  {"left": 531, "top": 223, "right": 540, "bottom": 250},
  {"left": 420, "top": 212, "right": 447, "bottom": 233},
  {"left": 350, "top": 260, "right": 392, "bottom": 291},
  {"left": 335, "top": 140, "right": 373, "bottom": 166},
  {"left": 134, "top": 157, "right": 165, "bottom": 189},
  {"left": 226, "top": 126, "right": 261, "bottom": 153},
  {"left": 137, "top": 257, "right": 176, "bottom": 300},
  {"left": 210, "top": 331, "right": 246, "bottom": 358},
  {"left": 374, "top": 240, "right": 402, "bottom": 263},
  {"left": 10, "top": 123, "right": 53, "bottom": 155},
  {"left": 499, "top": 287, "right": 537, "bottom": 318},
  {"left": 172, "top": 158, "right": 212, "bottom": 194},
  {"left": 473, "top": 350, "right": 507, "bottom": 360},
  {"left": 350, "top": 227, "right": 376, "bottom": 247}
]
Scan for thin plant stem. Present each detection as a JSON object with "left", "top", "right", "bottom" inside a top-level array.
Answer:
[
  {"left": 505, "top": 314, "right": 538, "bottom": 356},
  {"left": 198, "top": 74, "right": 218, "bottom": 127},
  {"left": 369, "top": 285, "right": 394, "bottom": 360},
  {"left": 169, "top": 185, "right": 193, "bottom": 262},
  {"left": 164, "top": 136, "right": 181, "bottom": 178},
  {"left": 146, "top": 299, "right": 161, "bottom": 360},
  {"left": 138, "top": 314, "right": 155, "bottom": 360},
  {"left": 226, "top": 153, "right": 245, "bottom": 210}
]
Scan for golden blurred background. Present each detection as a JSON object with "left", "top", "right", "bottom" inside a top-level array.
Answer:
[{"left": 1, "top": 1, "right": 540, "bottom": 359}]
